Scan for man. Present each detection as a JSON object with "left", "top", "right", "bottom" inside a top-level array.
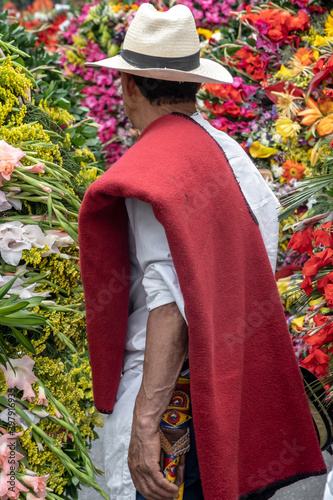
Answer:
[{"left": 78, "top": 4, "right": 326, "bottom": 500}]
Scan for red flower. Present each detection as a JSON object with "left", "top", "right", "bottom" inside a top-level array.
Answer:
[
  {"left": 325, "top": 283, "right": 333, "bottom": 308},
  {"left": 300, "top": 348, "right": 329, "bottom": 376},
  {"left": 303, "top": 248, "right": 333, "bottom": 277},
  {"left": 300, "top": 276, "right": 313, "bottom": 295},
  {"left": 287, "top": 226, "right": 313, "bottom": 255},
  {"left": 317, "top": 271, "right": 333, "bottom": 294},
  {"left": 313, "top": 222, "right": 333, "bottom": 248},
  {"left": 203, "top": 84, "right": 244, "bottom": 104},
  {"left": 313, "top": 58, "right": 326, "bottom": 75},
  {"left": 303, "top": 314, "right": 333, "bottom": 348}
]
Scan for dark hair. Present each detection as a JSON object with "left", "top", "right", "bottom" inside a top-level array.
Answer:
[{"left": 132, "top": 75, "right": 199, "bottom": 105}]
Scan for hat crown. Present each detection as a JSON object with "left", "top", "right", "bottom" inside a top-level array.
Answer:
[{"left": 123, "top": 4, "right": 200, "bottom": 58}]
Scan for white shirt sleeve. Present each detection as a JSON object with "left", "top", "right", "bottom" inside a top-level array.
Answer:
[{"left": 125, "top": 198, "right": 187, "bottom": 323}]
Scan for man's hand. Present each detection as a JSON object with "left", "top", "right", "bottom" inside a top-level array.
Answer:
[
  {"left": 128, "top": 302, "right": 188, "bottom": 500},
  {"left": 128, "top": 422, "right": 179, "bottom": 500}
]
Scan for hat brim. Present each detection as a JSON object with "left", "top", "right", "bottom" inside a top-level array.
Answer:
[{"left": 86, "top": 54, "right": 233, "bottom": 84}]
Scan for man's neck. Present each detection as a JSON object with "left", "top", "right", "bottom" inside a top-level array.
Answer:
[{"left": 134, "top": 101, "right": 198, "bottom": 133}]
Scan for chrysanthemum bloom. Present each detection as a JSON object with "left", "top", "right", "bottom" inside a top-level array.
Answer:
[
  {"left": 295, "top": 47, "right": 316, "bottom": 66},
  {"left": 0, "top": 355, "right": 37, "bottom": 402},
  {"left": 281, "top": 159, "right": 306, "bottom": 183},
  {"left": 275, "top": 116, "right": 301, "bottom": 138},
  {"left": 271, "top": 90, "right": 301, "bottom": 118}
]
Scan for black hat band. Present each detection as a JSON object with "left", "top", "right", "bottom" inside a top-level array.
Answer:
[{"left": 121, "top": 48, "right": 200, "bottom": 71}]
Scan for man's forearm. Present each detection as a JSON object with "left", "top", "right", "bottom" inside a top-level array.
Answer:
[{"left": 133, "top": 301, "right": 188, "bottom": 430}]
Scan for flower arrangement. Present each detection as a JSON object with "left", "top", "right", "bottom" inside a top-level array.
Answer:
[
  {"left": 0, "top": 25, "right": 108, "bottom": 500},
  {"left": 19, "top": 0, "right": 333, "bottom": 474},
  {"left": 5, "top": 0, "right": 69, "bottom": 52}
]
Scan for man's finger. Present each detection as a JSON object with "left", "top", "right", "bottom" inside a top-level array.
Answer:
[{"left": 133, "top": 467, "right": 179, "bottom": 499}]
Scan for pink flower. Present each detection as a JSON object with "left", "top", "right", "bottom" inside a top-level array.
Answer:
[
  {"left": 54, "top": 408, "right": 63, "bottom": 419},
  {"left": 40, "top": 184, "right": 52, "bottom": 193},
  {"left": 0, "top": 470, "right": 28, "bottom": 499},
  {"left": 0, "top": 355, "right": 37, "bottom": 402},
  {"left": 21, "top": 474, "right": 49, "bottom": 499},
  {"left": 0, "top": 140, "right": 26, "bottom": 186},
  {"left": 24, "top": 163, "right": 45, "bottom": 174},
  {"left": 0, "top": 431, "right": 24, "bottom": 474},
  {"left": 37, "top": 386, "right": 48, "bottom": 406}
]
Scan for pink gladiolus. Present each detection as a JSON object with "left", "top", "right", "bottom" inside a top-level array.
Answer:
[
  {"left": 0, "top": 355, "right": 37, "bottom": 402},
  {"left": 0, "top": 140, "right": 26, "bottom": 186},
  {"left": 0, "top": 470, "right": 29, "bottom": 498},
  {"left": 37, "top": 386, "right": 48, "bottom": 406},
  {"left": 0, "top": 431, "right": 24, "bottom": 474},
  {"left": 24, "top": 163, "right": 45, "bottom": 174},
  {"left": 40, "top": 184, "right": 52, "bottom": 193},
  {"left": 54, "top": 408, "right": 63, "bottom": 419},
  {"left": 21, "top": 474, "right": 49, "bottom": 499}
]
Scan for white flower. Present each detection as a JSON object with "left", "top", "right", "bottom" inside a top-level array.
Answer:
[
  {"left": 0, "top": 222, "right": 45, "bottom": 266},
  {"left": 271, "top": 163, "right": 283, "bottom": 178},
  {"left": 42, "top": 230, "right": 74, "bottom": 256},
  {"left": 272, "top": 133, "right": 282, "bottom": 144},
  {"left": 0, "top": 274, "right": 50, "bottom": 299}
]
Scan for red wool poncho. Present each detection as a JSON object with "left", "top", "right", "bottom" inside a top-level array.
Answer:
[{"left": 78, "top": 113, "right": 326, "bottom": 499}]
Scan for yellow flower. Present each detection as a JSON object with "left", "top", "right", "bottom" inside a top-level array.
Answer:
[
  {"left": 271, "top": 90, "right": 302, "bottom": 118},
  {"left": 313, "top": 35, "right": 333, "bottom": 47},
  {"left": 249, "top": 141, "right": 279, "bottom": 158},
  {"left": 276, "top": 277, "right": 291, "bottom": 296},
  {"left": 275, "top": 116, "right": 301, "bottom": 138},
  {"left": 291, "top": 316, "right": 305, "bottom": 332},
  {"left": 309, "top": 143, "right": 322, "bottom": 167},
  {"left": 197, "top": 28, "right": 213, "bottom": 40},
  {"left": 275, "top": 64, "right": 293, "bottom": 78},
  {"left": 325, "top": 11, "right": 333, "bottom": 37}
]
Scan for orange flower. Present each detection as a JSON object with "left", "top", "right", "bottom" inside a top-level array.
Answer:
[
  {"left": 295, "top": 48, "right": 315, "bottom": 66},
  {"left": 298, "top": 97, "right": 323, "bottom": 126},
  {"left": 318, "top": 98, "right": 333, "bottom": 115},
  {"left": 316, "top": 114, "right": 333, "bottom": 136},
  {"left": 281, "top": 160, "right": 306, "bottom": 183}
]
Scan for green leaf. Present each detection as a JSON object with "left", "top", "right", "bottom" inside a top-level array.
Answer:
[
  {"left": 0, "top": 276, "right": 19, "bottom": 300},
  {"left": 0, "top": 301, "right": 30, "bottom": 316},
  {"left": 10, "top": 327, "right": 36, "bottom": 354}
]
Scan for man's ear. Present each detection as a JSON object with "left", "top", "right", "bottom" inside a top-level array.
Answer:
[{"left": 121, "top": 72, "right": 137, "bottom": 97}]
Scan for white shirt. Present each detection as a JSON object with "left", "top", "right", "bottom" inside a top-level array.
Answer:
[{"left": 103, "top": 113, "right": 280, "bottom": 500}]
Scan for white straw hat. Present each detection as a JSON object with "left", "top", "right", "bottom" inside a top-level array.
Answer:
[{"left": 86, "top": 3, "right": 233, "bottom": 84}]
